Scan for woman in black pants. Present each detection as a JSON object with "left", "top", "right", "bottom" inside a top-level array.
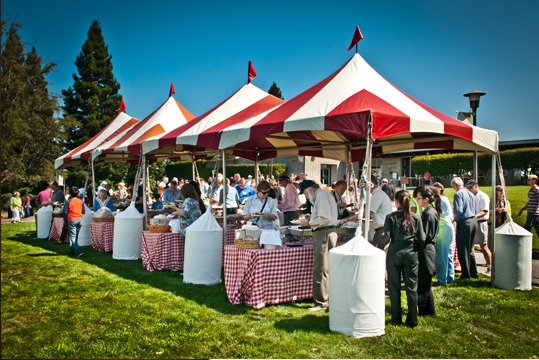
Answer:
[
  {"left": 416, "top": 187, "right": 440, "bottom": 317},
  {"left": 383, "top": 190, "right": 425, "bottom": 328}
]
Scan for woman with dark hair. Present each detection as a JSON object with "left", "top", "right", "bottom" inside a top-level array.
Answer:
[
  {"left": 242, "top": 180, "right": 278, "bottom": 229},
  {"left": 416, "top": 187, "right": 440, "bottom": 317},
  {"left": 190, "top": 181, "right": 206, "bottom": 215},
  {"left": 382, "top": 183, "right": 397, "bottom": 212},
  {"left": 171, "top": 183, "right": 201, "bottom": 237},
  {"left": 410, "top": 186, "right": 424, "bottom": 215},
  {"left": 383, "top": 190, "right": 425, "bottom": 328}
]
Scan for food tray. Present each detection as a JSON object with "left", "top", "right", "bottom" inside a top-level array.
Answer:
[{"left": 147, "top": 224, "right": 171, "bottom": 233}]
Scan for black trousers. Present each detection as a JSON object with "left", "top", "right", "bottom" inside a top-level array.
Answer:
[
  {"left": 386, "top": 241, "right": 418, "bottom": 327},
  {"left": 456, "top": 217, "right": 479, "bottom": 279},
  {"left": 283, "top": 210, "right": 299, "bottom": 225},
  {"left": 418, "top": 243, "right": 436, "bottom": 316},
  {"left": 226, "top": 207, "right": 238, "bottom": 215}
]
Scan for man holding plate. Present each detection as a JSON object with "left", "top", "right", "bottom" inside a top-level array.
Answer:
[{"left": 299, "top": 182, "right": 338, "bottom": 311}]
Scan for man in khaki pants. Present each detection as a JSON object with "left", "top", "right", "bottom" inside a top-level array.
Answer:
[{"left": 300, "top": 183, "right": 338, "bottom": 311}]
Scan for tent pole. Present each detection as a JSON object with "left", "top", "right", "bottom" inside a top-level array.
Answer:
[
  {"left": 222, "top": 150, "right": 227, "bottom": 252},
  {"left": 254, "top": 152, "right": 259, "bottom": 182},
  {"left": 192, "top": 155, "right": 196, "bottom": 181},
  {"left": 363, "top": 114, "right": 374, "bottom": 240},
  {"left": 346, "top": 145, "right": 351, "bottom": 184},
  {"left": 491, "top": 151, "right": 496, "bottom": 287},
  {"left": 142, "top": 155, "right": 148, "bottom": 230},
  {"left": 91, "top": 158, "right": 96, "bottom": 208}
]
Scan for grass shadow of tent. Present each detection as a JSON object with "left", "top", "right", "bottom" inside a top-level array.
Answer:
[
  {"left": 274, "top": 314, "right": 332, "bottom": 334},
  {"left": 12, "top": 233, "right": 317, "bottom": 316}
]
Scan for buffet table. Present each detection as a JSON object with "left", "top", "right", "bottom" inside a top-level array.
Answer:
[
  {"left": 224, "top": 243, "right": 316, "bottom": 310},
  {"left": 90, "top": 221, "right": 115, "bottom": 252},
  {"left": 140, "top": 224, "right": 237, "bottom": 272},
  {"left": 48, "top": 217, "right": 68, "bottom": 242}
]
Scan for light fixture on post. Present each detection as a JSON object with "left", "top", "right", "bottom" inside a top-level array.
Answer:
[{"left": 464, "top": 90, "right": 486, "bottom": 182}]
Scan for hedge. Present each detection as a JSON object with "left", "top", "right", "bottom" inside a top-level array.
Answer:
[
  {"left": 165, "top": 161, "right": 287, "bottom": 181},
  {"left": 411, "top": 147, "right": 539, "bottom": 177}
]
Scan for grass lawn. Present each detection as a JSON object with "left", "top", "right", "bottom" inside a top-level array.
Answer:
[{"left": 2, "top": 218, "right": 539, "bottom": 359}]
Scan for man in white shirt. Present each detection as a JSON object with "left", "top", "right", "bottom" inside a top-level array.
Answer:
[
  {"left": 299, "top": 183, "right": 338, "bottom": 311},
  {"left": 370, "top": 175, "right": 393, "bottom": 250},
  {"left": 212, "top": 174, "right": 224, "bottom": 204},
  {"left": 465, "top": 179, "right": 492, "bottom": 276}
]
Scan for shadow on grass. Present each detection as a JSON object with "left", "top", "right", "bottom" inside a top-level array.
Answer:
[
  {"left": 9, "top": 231, "right": 316, "bottom": 316},
  {"left": 274, "top": 314, "right": 332, "bottom": 334}
]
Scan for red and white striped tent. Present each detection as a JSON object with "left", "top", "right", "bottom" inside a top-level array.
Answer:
[
  {"left": 93, "top": 95, "right": 195, "bottom": 163},
  {"left": 54, "top": 111, "right": 140, "bottom": 169},
  {"left": 141, "top": 83, "right": 285, "bottom": 161},
  {"left": 209, "top": 53, "right": 498, "bottom": 161}
]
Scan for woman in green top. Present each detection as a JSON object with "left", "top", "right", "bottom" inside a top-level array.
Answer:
[{"left": 11, "top": 192, "right": 23, "bottom": 223}]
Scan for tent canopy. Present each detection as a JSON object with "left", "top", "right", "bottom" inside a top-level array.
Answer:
[
  {"left": 93, "top": 96, "right": 195, "bottom": 163},
  {"left": 55, "top": 112, "right": 140, "bottom": 169},
  {"left": 141, "top": 83, "right": 284, "bottom": 161},
  {"left": 201, "top": 53, "right": 498, "bottom": 162}
]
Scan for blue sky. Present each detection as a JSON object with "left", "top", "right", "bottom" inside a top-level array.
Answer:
[{"left": 3, "top": 0, "right": 538, "bottom": 142}]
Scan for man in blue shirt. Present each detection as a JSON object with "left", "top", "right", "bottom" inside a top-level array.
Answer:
[
  {"left": 162, "top": 180, "right": 183, "bottom": 203},
  {"left": 235, "top": 178, "right": 255, "bottom": 204},
  {"left": 451, "top": 177, "right": 479, "bottom": 280}
]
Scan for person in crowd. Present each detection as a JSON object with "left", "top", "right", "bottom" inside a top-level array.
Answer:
[
  {"left": 518, "top": 174, "right": 539, "bottom": 236},
  {"left": 344, "top": 185, "right": 357, "bottom": 209},
  {"left": 94, "top": 189, "right": 115, "bottom": 212},
  {"left": 63, "top": 186, "right": 85, "bottom": 257},
  {"left": 383, "top": 190, "right": 425, "bottom": 328},
  {"left": 42, "top": 181, "right": 65, "bottom": 207},
  {"left": 299, "top": 180, "right": 315, "bottom": 215},
  {"left": 79, "top": 189, "right": 91, "bottom": 207},
  {"left": 493, "top": 185, "right": 511, "bottom": 228},
  {"left": 190, "top": 181, "right": 206, "bottom": 215},
  {"left": 299, "top": 182, "right": 338, "bottom": 312},
  {"left": 153, "top": 181, "right": 160, "bottom": 199},
  {"left": 382, "top": 183, "right": 397, "bottom": 212},
  {"left": 452, "top": 177, "right": 479, "bottom": 280},
  {"left": 211, "top": 175, "right": 224, "bottom": 204},
  {"left": 416, "top": 187, "right": 439, "bottom": 316},
  {"left": 381, "top": 178, "right": 389, "bottom": 186},
  {"left": 159, "top": 177, "right": 168, "bottom": 188},
  {"left": 269, "top": 180, "right": 283, "bottom": 202},
  {"left": 163, "top": 180, "right": 184, "bottom": 204},
  {"left": 242, "top": 181, "right": 278, "bottom": 230},
  {"left": 246, "top": 175, "right": 253, "bottom": 186},
  {"left": 200, "top": 178, "right": 210, "bottom": 200},
  {"left": 130, "top": 179, "right": 144, "bottom": 213},
  {"left": 171, "top": 183, "right": 201, "bottom": 238},
  {"left": 35, "top": 184, "right": 52, "bottom": 208},
  {"left": 278, "top": 174, "right": 301, "bottom": 225},
  {"left": 234, "top": 173, "right": 241, "bottom": 184},
  {"left": 219, "top": 178, "right": 240, "bottom": 214},
  {"left": 24, "top": 194, "right": 32, "bottom": 218},
  {"left": 331, "top": 180, "right": 349, "bottom": 221},
  {"left": 97, "top": 181, "right": 107, "bottom": 194},
  {"left": 151, "top": 193, "right": 163, "bottom": 210},
  {"left": 10, "top": 192, "right": 23, "bottom": 223},
  {"left": 430, "top": 183, "right": 455, "bottom": 285},
  {"left": 235, "top": 178, "right": 255, "bottom": 204},
  {"left": 105, "top": 183, "right": 114, "bottom": 198},
  {"left": 424, "top": 171, "right": 432, "bottom": 186},
  {"left": 116, "top": 182, "right": 127, "bottom": 199},
  {"left": 410, "top": 186, "right": 424, "bottom": 215},
  {"left": 156, "top": 186, "right": 165, "bottom": 201},
  {"left": 465, "top": 179, "right": 492, "bottom": 276}
]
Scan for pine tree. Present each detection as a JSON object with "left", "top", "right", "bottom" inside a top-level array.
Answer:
[
  {"left": 1, "top": 20, "right": 62, "bottom": 192},
  {"left": 268, "top": 82, "right": 284, "bottom": 100},
  {"left": 62, "top": 20, "right": 121, "bottom": 149}
]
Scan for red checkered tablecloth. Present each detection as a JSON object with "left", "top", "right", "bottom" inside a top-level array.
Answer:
[
  {"left": 48, "top": 217, "right": 67, "bottom": 242},
  {"left": 453, "top": 239, "right": 461, "bottom": 273},
  {"left": 224, "top": 243, "right": 315, "bottom": 309},
  {"left": 141, "top": 225, "right": 237, "bottom": 272},
  {"left": 90, "top": 222, "right": 115, "bottom": 252}
]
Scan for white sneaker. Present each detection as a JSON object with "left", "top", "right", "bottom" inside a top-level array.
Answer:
[{"left": 485, "top": 269, "right": 491, "bottom": 277}]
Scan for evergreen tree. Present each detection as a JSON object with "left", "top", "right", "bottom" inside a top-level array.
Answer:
[
  {"left": 268, "top": 82, "right": 284, "bottom": 100},
  {"left": 1, "top": 20, "right": 63, "bottom": 192},
  {"left": 62, "top": 20, "right": 121, "bottom": 149}
]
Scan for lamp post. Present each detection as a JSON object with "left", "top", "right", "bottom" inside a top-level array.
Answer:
[{"left": 464, "top": 90, "right": 486, "bottom": 182}]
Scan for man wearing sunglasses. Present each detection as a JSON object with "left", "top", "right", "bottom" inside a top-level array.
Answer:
[
  {"left": 299, "top": 182, "right": 338, "bottom": 312},
  {"left": 518, "top": 174, "right": 539, "bottom": 236}
]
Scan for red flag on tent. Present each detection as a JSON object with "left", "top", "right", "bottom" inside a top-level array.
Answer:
[
  {"left": 169, "top": 81, "right": 176, "bottom": 97},
  {"left": 248, "top": 61, "right": 257, "bottom": 83},
  {"left": 347, "top": 26, "right": 364, "bottom": 51},
  {"left": 118, "top": 98, "right": 126, "bottom": 114}
]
